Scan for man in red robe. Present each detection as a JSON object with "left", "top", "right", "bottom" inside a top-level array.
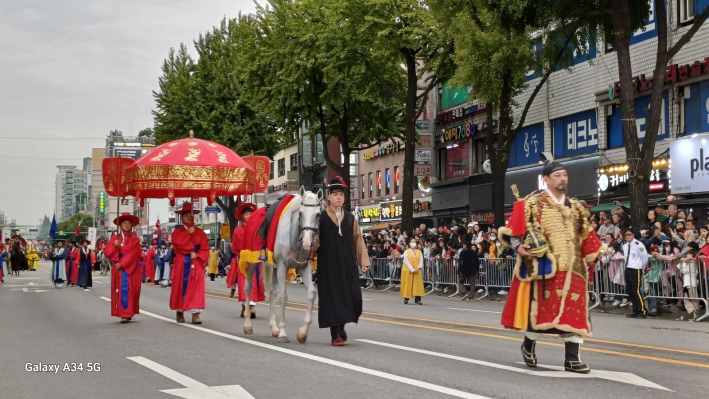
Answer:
[
  {"left": 146, "top": 240, "right": 158, "bottom": 285},
  {"left": 104, "top": 213, "right": 143, "bottom": 323},
  {"left": 229, "top": 203, "right": 264, "bottom": 318},
  {"left": 169, "top": 204, "right": 210, "bottom": 324},
  {"left": 66, "top": 241, "right": 80, "bottom": 286}
]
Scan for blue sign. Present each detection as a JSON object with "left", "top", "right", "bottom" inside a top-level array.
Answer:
[
  {"left": 553, "top": 109, "right": 598, "bottom": 158},
  {"left": 508, "top": 123, "right": 545, "bottom": 168},
  {"left": 607, "top": 91, "right": 670, "bottom": 149},
  {"left": 629, "top": 1, "right": 662, "bottom": 45},
  {"left": 204, "top": 207, "right": 221, "bottom": 214},
  {"left": 684, "top": 81, "right": 709, "bottom": 136}
]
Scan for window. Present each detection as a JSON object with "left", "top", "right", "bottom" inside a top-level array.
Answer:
[
  {"left": 270, "top": 162, "right": 274, "bottom": 180},
  {"left": 444, "top": 141, "right": 471, "bottom": 179},
  {"left": 475, "top": 140, "right": 488, "bottom": 174},
  {"left": 290, "top": 154, "right": 298, "bottom": 171},
  {"left": 302, "top": 136, "right": 312, "bottom": 167},
  {"left": 278, "top": 158, "right": 285, "bottom": 177},
  {"left": 385, "top": 168, "right": 390, "bottom": 195},
  {"left": 679, "top": 0, "right": 694, "bottom": 24},
  {"left": 394, "top": 166, "right": 399, "bottom": 194},
  {"left": 361, "top": 174, "right": 365, "bottom": 199},
  {"left": 376, "top": 171, "right": 381, "bottom": 197},
  {"left": 368, "top": 172, "right": 373, "bottom": 198}
]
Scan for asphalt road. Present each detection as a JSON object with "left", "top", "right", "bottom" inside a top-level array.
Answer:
[{"left": 1, "top": 260, "right": 708, "bottom": 399}]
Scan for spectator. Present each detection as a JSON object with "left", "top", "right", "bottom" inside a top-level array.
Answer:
[
  {"left": 591, "top": 220, "right": 599, "bottom": 231},
  {"left": 643, "top": 225, "right": 669, "bottom": 249},
  {"left": 646, "top": 238, "right": 663, "bottom": 316},
  {"left": 678, "top": 248, "right": 700, "bottom": 320},
  {"left": 603, "top": 233, "right": 615, "bottom": 245},
  {"left": 458, "top": 241, "right": 480, "bottom": 301},
  {"left": 654, "top": 205, "right": 668, "bottom": 224},
  {"left": 400, "top": 239, "right": 425, "bottom": 305},
  {"left": 597, "top": 215, "right": 619, "bottom": 237},
  {"left": 643, "top": 210, "right": 658, "bottom": 231},
  {"left": 677, "top": 210, "right": 688, "bottom": 221},
  {"left": 665, "top": 205, "right": 680, "bottom": 230},
  {"left": 611, "top": 213, "right": 623, "bottom": 228},
  {"left": 600, "top": 242, "right": 627, "bottom": 307},
  {"left": 599, "top": 211, "right": 607, "bottom": 222},
  {"left": 697, "top": 226, "right": 708, "bottom": 248},
  {"left": 653, "top": 239, "right": 683, "bottom": 307}
]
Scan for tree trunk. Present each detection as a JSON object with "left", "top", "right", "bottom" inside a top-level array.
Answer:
[
  {"left": 401, "top": 54, "right": 418, "bottom": 234},
  {"left": 339, "top": 106, "right": 352, "bottom": 212},
  {"left": 613, "top": 2, "right": 645, "bottom": 229},
  {"left": 215, "top": 196, "right": 238, "bottom": 234}
]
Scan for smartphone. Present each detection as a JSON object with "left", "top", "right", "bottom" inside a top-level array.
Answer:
[{"left": 690, "top": 230, "right": 698, "bottom": 235}]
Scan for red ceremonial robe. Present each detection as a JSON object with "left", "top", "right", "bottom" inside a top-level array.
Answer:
[
  {"left": 226, "top": 226, "right": 244, "bottom": 289},
  {"left": 144, "top": 248, "right": 156, "bottom": 282},
  {"left": 104, "top": 233, "right": 143, "bottom": 318},
  {"left": 169, "top": 226, "right": 209, "bottom": 312},
  {"left": 230, "top": 224, "right": 264, "bottom": 302},
  {"left": 67, "top": 248, "right": 79, "bottom": 283}
]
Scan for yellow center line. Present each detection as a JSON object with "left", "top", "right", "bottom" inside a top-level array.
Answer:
[
  {"left": 204, "top": 293, "right": 709, "bottom": 369},
  {"left": 205, "top": 289, "right": 709, "bottom": 358}
]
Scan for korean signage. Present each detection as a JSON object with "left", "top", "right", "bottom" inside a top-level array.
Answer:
[
  {"left": 113, "top": 148, "right": 144, "bottom": 160},
  {"left": 362, "top": 207, "right": 380, "bottom": 219},
  {"left": 414, "top": 200, "right": 431, "bottom": 212},
  {"left": 504, "top": 156, "right": 600, "bottom": 204},
  {"left": 435, "top": 102, "right": 487, "bottom": 125},
  {"left": 552, "top": 109, "right": 598, "bottom": 158},
  {"left": 670, "top": 137, "right": 709, "bottom": 194},
  {"left": 220, "top": 223, "right": 231, "bottom": 240},
  {"left": 508, "top": 123, "right": 545, "bottom": 168},
  {"left": 362, "top": 142, "right": 403, "bottom": 160},
  {"left": 418, "top": 134, "right": 434, "bottom": 148},
  {"left": 86, "top": 160, "right": 92, "bottom": 175},
  {"left": 416, "top": 120, "right": 432, "bottom": 133},
  {"left": 415, "top": 149, "right": 432, "bottom": 163},
  {"left": 597, "top": 161, "right": 668, "bottom": 197},
  {"left": 415, "top": 164, "right": 432, "bottom": 177},
  {"left": 471, "top": 212, "right": 494, "bottom": 224},
  {"left": 608, "top": 92, "right": 670, "bottom": 148},
  {"left": 99, "top": 192, "right": 105, "bottom": 213},
  {"left": 612, "top": 56, "right": 709, "bottom": 98},
  {"left": 379, "top": 200, "right": 403, "bottom": 221},
  {"left": 444, "top": 141, "right": 470, "bottom": 179}
]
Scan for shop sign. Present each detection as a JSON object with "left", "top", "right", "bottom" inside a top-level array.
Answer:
[
  {"left": 416, "top": 120, "right": 432, "bottom": 133},
  {"left": 670, "top": 137, "right": 709, "bottom": 194},
  {"left": 470, "top": 212, "right": 494, "bottom": 224},
  {"left": 362, "top": 142, "right": 403, "bottom": 160},
  {"left": 597, "top": 159, "right": 669, "bottom": 196},
  {"left": 220, "top": 223, "right": 231, "bottom": 239},
  {"left": 362, "top": 207, "right": 380, "bottom": 219},
  {"left": 415, "top": 149, "right": 432, "bottom": 163},
  {"left": 379, "top": 200, "right": 403, "bottom": 221},
  {"left": 504, "top": 156, "right": 600, "bottom": 204},
  {"left": 418, "top": 134, "right": 434, "bottom": 148},
  {"left": 612, "top": 57, "right": 709, "bottom": 98},
  {"left": 414, "top": 200, "right": 432, "bottom": 212},
  {"left": 435, "top": 103, "right": 487, "bottom": 125},
  {"left": 552, "top": 109, "right": 598, "bottom": 158},
  {"left": 415, "top": 164, "right": 432, "bottom": 177}
]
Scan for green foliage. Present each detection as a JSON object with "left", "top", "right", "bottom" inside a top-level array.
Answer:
[
  {"left": 137, "top": 127, "right": 154, "bottom": 137},
  {"left": 56, "top": 214, "right": 94, "bottom": 239},
  {"left": 152, "top": 17, "right": 280, "bottom": 158}
]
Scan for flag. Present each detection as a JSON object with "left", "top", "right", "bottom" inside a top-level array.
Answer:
[
  {"left": 76, "top": 220, "right": 82, "bottom": 236},
  {"left": 49, "top": 215, "right": 58, "bottom": 240},
  {"left": 156, "top": 219, "right": 162, "bottom": 246}
]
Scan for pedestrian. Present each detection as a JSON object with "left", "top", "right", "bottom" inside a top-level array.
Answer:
[
  {"left": 314, "top": 177, "right": 370, "bottom": 346},
  {"left": 76, "top": 238, "right": 95, "bottom": 290},
  {"left": 49, "top": 241, "right": 68, "bottom": 288},
  {"left": 458, "top": 241, "right": 480, "bottom": 300},
  {"left": 66, "top": 240, "right": 79, "bottom": 287},
  {"left": 0, "top": 244, "right": 7, "bottom": 283},
  {"left": 170, "top": 204, "right": 210, "bottom": 325},
  {"left": 400, "top": 238, "right": 425, "bottom": 305},
  {"left": 622, "top": 229, "right": 649, "bottom": 319},
  {"left": 499, "top": 161, "right": 605, "bottom": 373},
  {"left": 154, "top": 242, "right": 171, "bottom": 287},
  {"left": 145, "top": 240, "right": 157, "bottom": 284},
  {"left": 597, "top": 215, "right": 619, "bottom": 238},
  {"left": 207, "top": 247, "right": 219, "bottom": 281},
  {"left": 103, "top": 213, "right": 143, "bottom": 323}
]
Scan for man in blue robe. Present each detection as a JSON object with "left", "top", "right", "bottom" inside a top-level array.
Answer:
[
  {"left": 49, "top": 242, "right": 68, "bottom": 288},
  {"left": 154, "top": 242, "right": 171, "bottom": 287}
]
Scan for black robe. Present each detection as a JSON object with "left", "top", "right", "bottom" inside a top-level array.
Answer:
[
  {"left": 316, "top": 211, "right": 362, "bottom": 328},
  {"left": 77, "top": 248, "right": 93, "bottom": 287}
]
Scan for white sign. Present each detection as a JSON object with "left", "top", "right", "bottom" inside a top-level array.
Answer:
[
  {"left": 86, "top": 160, "right": 92, "bottom": 175},
  {"left": 415, "top": 120, "right": 432, "bottom": 133},
  {"left": 414, "top": 149, "right": 432, "bottom": 163},
  {"left": 566, "top": 118, "right": 598, "bottom": 150},
  {"left": 87, "top": 227, "right": 98, "bottom": 250},
  {"left": 670, "top": 136, "right": 709, "bottom": 194}
]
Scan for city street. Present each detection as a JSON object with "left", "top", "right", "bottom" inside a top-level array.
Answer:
[{"left": 1, "top": 260, "right": 707, "bottom": 399}]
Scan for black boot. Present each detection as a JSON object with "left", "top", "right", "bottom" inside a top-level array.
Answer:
[
  {"left": 564, "top": 342, "right": 590, "bottom": 373},
  {"left": 521, "top": 336, "right": 537, "bottom": 367}
]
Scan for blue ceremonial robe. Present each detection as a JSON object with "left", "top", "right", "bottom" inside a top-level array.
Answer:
[
  {"left": 154, "top": 249, "right": 171, "bottom": 282},
  {"left": 49, "top": 248, "right": 67, "bottom": 285},
  {"left": 77, "top": 248, "right": 94, "bottom": 287}
]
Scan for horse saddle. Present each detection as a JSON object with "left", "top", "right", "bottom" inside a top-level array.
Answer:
[{"left": 258, "top": 193, "right": 286, "bottom": 241}]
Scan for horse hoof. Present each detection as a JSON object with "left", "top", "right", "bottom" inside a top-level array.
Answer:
[
  {"left": 278, "top": 336, "right": 289, "bottom": 343},
  {"left": 272, "top": 330, "right": 280, "bottom": 337},
  {"left": 244, "top": 326, "right": 253, "bottom": 334},
  {"left": 297, "top": 331, "right": 307, "bottom": 344}
]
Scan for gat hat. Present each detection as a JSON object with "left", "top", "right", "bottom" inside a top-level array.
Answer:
[
  {"left": 235, "top": 203, "right": 257, "bottom": 222},
  {"left": 79, "top": 238, "right": 91, "bottom": 245},
  {"left": 176, "top": 203, "right": 200, "bottom": 215},
  {"left": 152, "top": 239, "right": 158, "bottom": 245},
  {"left": 327, "top": 176, "right": 347, "bottom": 193},
  {"left": 113, "top": 212, "right": 140, "bottom": 226}
]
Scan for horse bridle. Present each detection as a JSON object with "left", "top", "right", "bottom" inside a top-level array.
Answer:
[{"left": 291, "top": 201, "right": 321, "bottom": 264}]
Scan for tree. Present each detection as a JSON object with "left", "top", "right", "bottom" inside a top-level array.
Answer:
[
  {"left": 56, "top": 214, "right": 94, "bottom": 240},
  {"left": 137, "top": 127, "right": 154, "bottom": 137},
  {"left": 153, "top": 16, "right": 282, "bottom": 231},
  {"left": 435, "top": 0, "right": 583, "bottom": 225},
  {"left": 347, "top": 0, "right": 456, "bottom": 232},
  {"left": 487, "top": 0, "right": 709, "bottom": 228},
  {"left": 241, "top": 0, "right": 405, "bottom": 210},
  {"left": 109, "top": 129, "right": 123, "bottom": 139}
]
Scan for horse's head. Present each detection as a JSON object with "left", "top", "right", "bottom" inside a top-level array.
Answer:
[{"left": 298, "top": 186, "right": 323, "bottom": 252}]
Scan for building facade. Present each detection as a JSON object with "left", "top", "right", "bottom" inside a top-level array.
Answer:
[{"left": 54, "top": 165, "right": 89, "bottom": 222}]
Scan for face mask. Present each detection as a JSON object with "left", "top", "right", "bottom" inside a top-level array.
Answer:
[
  {"left": 490, "top": 236, "right": 497, "bottom": 240},
  {"left": 409, "top": 243, "right": 417, "bottom": 249}
]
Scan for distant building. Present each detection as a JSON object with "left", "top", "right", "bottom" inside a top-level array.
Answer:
[{"left": 54, "top": 165, "right": 89, "bottom": 222}]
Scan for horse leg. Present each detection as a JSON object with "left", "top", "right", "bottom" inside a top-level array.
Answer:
[
  {"left": 276, "top": 264, "right": 289, "bottom": 343},
  {"left": 268, "top": 265, "right": 279, "bottom": 337},
  {"left": 297, "top": 263, "right": 316, "bottom": 344},
  {"left": 243, "top": 264, "right": 254, "bottom": 334}
]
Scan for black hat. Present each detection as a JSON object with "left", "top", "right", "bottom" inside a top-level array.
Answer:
[
  {"left": 602, "top": 215, "right": 611, "bottom": 220},
  {"left": 542, "top": 162, "right": 566, "bottom": 177},
  {"left": 649, "top": 225, "right": 659, "bottom": 231},
  {"left": 327, "top": 176, "right": 348, "bottom": 193}
]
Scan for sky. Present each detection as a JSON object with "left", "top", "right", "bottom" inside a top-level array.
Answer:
[{"left": 0, "top": 0, "right": 257, "bottom": 225}]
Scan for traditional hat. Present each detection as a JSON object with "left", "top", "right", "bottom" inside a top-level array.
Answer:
[
  {"left": 235, "top": 203, "right": 257, "bottom": 222},
  {"left": 542, "top": 162, "right": 566, "bottom": 177},
  {"left": 176, "top": 203, "right": 200, "bottom": 215},
  {"left": 327, "top": 176, "right": 347, "bottom": 193},
  {"left": 79, "top": 238, "right": 91, "bottom": 245},
  {"left": 0, "top": 244, "right": 5, "bottom": 250},
  {"left": 113, "top": 212, "right": 140, "bottom": 226},
  {"left": 152, "top": 239, "right": 158, "bottom": 245}
]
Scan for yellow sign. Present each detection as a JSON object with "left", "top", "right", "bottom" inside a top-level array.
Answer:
[
  {"left": 220, "top": 223, "right": 232, "bottom": 240},
  {"left": 362, "top": 207, "right": 379, "bottom": 218}
]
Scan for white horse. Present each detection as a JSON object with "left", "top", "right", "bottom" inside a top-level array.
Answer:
[{"left": 242, "top": 188, "right": 323, "bottom": 343}]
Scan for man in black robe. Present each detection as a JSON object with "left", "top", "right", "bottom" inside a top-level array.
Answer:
[{"left": 315, "top": 177, "right": 371, "bottom": 346}]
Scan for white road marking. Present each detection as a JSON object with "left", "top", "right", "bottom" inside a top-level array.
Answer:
[
  {"left": 10, "top": 288, "right": 48, "bottom": 292},
  {"left": 357, "top": 339, "right": 670, "bottom": 391},
  {"left": 12, "top": 277, "right": 39, "bottom": 280},
  {"left": 447, "top": 308, "right": 501, "bottom": 314},
  {"left": 128, "top": 356, "right": 254, "bottom": 398},
  {"left": 98, "top": 297, "right": 489, "bottom": 399}
]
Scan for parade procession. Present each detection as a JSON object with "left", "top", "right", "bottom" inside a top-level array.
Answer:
[{"left": 4, "top": 0, "right": 709, "bottom": 398}]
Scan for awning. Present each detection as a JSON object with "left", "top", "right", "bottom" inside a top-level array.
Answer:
[
  {"left": 656, "top": 197, "right": 709, "bottom": 206},
  {"left": 590, "top": 198, "right": 663, "bottom": 212},
  {"left": 363, "top": 222, "right": 393, "bottom": 233}
]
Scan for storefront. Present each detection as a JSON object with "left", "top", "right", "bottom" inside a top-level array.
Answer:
[
  {"left": 356, "top": 204, "right": 382, "bottom": 232},
  {"left": 430, "top": 178, "right": 469, "bottom": 227},
  {"left": 668, "top": 135, "right": 709, "bottom": 221},
  {"left": 596, "top": 158, "right": 670, "bottom": 200}
]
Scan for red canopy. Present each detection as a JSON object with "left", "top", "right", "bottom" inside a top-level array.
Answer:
[{"left": 115, "top": 132, "right": 269, "bottom": 205}]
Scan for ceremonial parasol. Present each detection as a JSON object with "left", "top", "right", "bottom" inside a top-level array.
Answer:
[{"left": 106, "top": 131, "right": 269, "bottom": 207}]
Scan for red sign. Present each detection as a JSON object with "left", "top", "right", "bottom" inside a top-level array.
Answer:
[
  {"left": 613, "top": 57, "right": 709, "bottom": 97},
  {"left": 444, "top": 141, "right": 471, "bottom": 179},
  {"left": 415, "top": 164, "right": 432, "bottom": 176},
  {"left": 649, "top": 183, "right": 665, "bottom": 191}
]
